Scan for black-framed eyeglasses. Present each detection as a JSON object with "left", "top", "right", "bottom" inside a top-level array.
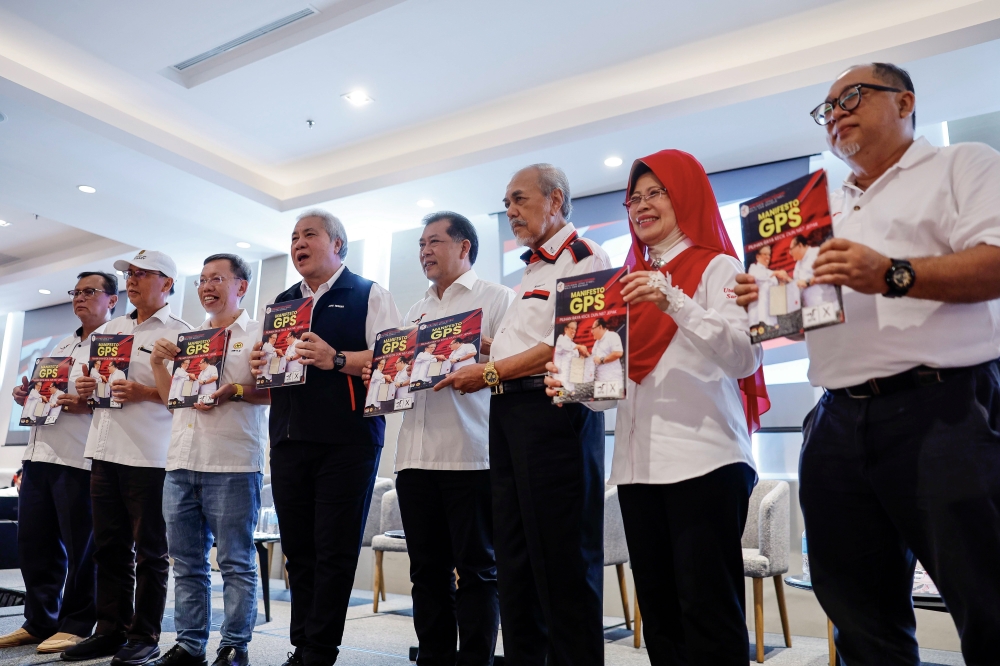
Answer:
[
  {"left": 68, "top": 288, "right": 108, "bottom": 298},
  {"left": 624, "top": 188, "right": 668, "bottom": 210},
  {"left": 123, "top": 269, "right": 166, "bottom": 280},
  {"left": 810, "top": 83, "right": 903, "bottom": 126}
]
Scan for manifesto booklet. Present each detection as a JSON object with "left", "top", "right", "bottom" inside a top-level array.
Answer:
[
  {"left": 19, "top": 356, "right": 74, "bottom": 426},
  {"left": 168, "top": 327, "right": 230, "bottom": 409},
  {"left": 364, "top": 326, "right": 418, "bottom": 417},
  {"left": 741, "top": 169, "right": 845, "bottom": 343},
  {"left": 409, "top": 309, "right": 483, "bottom": 392},
  {"left": 87, "top": 334, "right": 134, "bottom": 409},
  {"left": 552, "top": 266, "right": 628, "bottom": 404},
  {"left": 257, "top": 296, "right": 313, "bottom": 389}
]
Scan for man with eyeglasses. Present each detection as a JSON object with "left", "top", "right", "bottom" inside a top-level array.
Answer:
[
  {"left": 67, "top": 250, "right": 192, "bottom": 666},
  {"left": 0, "top": 273, "right": 117, "bottom": 654},
  {"left": 147, "top": 254, "right": 270, "bottom": 666},
  {"left": 736, "top": 62, "right": 1000, "bottom": 664}
]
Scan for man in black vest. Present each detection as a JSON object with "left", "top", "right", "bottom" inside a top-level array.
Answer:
[{"left": 251, "top": 210, "right": 401, "bottom": 666}]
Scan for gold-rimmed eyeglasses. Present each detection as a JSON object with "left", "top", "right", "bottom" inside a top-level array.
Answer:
[{"left": 624, "top": 188, "right": 668, "bottom": 210}]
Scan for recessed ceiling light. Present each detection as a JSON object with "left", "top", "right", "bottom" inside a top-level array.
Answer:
[
  {"left": 38, "top": 289, "right": 51, "bottom": 295},
  {"left": 604, "top": 156, "right": 623, "bottom": 167},
  {"left": 78, "top": 185, "right": 96, "bottom": 194},
  {"left": 416, "top": 199, "right": 434, "bottom": 208},
  {"left": 342, "top": 90, "right": 373, "bottom": 106},
  {"left": 236, "top": 242, "right": 251, "bottom": 249},
  {"left": 0, "top": 220, "right": 9, "bottom": 227}
]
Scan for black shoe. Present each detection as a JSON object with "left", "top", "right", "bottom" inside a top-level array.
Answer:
[
  {"left": 212, "top": 647, "right": 249, "bottom": 666},
  {"left": 150, "top": 644, "right": 208, "bottom": 666},
  {"left": 280, "top": 649, "right": 303, "bottom": 666},
  {"left": 61, "top": 632, "right": 127, "bottom": 661},
  {"left": 111, "top": 640, "right": 162, "bottom": 666}
]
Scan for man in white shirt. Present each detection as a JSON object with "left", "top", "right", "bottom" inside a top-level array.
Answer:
[
  {"left": 747, "top": 245, "right": 791, "bottom": 329},
  {"left": 284, "top": 330, "right": 304, "bottom": 381},
  {"left": 447, "top": 337, "right": 478, "bottom": 372},
  {"left": 249, "top": 210, "right": 401, "bottom": 666},
  {"left": 438, "top": 165, "right": 610, "bottom": 666},
  {"left": 196, "top": 359, "right": 219, "bottom": 400},
  {"left": 69, "top": 250, "right": 192, "bottom": 666},
  {"left": 366, "top": 211, "right": 514, "bottom": 663},
  {"left": 261, "top": 333, "right": 278, "bottom": 381},
  {"left": 365, "top": 358, "right": 387, "bottom": 409},
  {"left": 737, "top": 63, "right": 1000, "bottom": 665},
  {"left": 589, "top": 318, "right": 623, "bottom": 385},
  {"left": 168, "top": 359, "right": 192, "bottom": 404},
  {"left": 393, "top": 358, "right": 411, "bottom": 400},
  {"left": 789, "top": 235, "right": 837, "bottom": 310},
  {"left": 149, "top": 254, "right": 270, "bottom": 666},
  {"left": 410, "top": 343, "right": 439, "bottom": 386},
  {"left": 0, "top": 272, "right": 116, "bottom": 654}
]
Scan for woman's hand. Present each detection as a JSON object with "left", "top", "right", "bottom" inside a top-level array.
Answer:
[
  {"left": 620, "top": 271, "right": 669, "bottom": 308},
  {"left": 734, "top": 273, "right": 759, "bottom": 311}
]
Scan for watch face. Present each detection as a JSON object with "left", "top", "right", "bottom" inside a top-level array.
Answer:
[
  {"left": 484, "top": 368, "right": 499, "bottom": 385},
  {"left": 892, "top": 266, "right": 914, "bottom": 289}
]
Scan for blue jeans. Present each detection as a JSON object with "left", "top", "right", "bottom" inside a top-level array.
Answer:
[{"left": 163, "top": 470, "right": 262, "bottom": 656}]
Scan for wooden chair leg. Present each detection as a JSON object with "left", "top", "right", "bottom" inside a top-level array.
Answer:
[
  {"left": 828, "top": 618, "right": 836, "bottom": 666},
  {"left": 633, "top": 590, "right": 642, "bottom": 649},
  {"left": 753, "top": 577, "right": 765, "bottom": 663},
  {"left": 616, "top": 564, "right": 632, "bottom": 630},
  {"left": 373, "top": 551, "right": 384, "bottom": 613},
  {"left": 773, "top": 575, "right": 792, "bottom": 647},
  {"left": 282, "top": 554, "right": 289, "bottom": 589}
]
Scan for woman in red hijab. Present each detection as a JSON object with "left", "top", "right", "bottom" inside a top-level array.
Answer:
[{"left": 614, "top": 150, "right": 767, "bottom": 664}]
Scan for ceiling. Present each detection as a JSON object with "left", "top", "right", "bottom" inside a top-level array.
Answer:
[{"left": 2, "top": 0, "right": 1000, "bottom": 314}]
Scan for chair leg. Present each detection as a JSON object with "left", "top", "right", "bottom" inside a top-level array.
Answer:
[
  {"left": 282, "top": 554, "right": 289, "bottom": 589},
  {"left": 633, "top": 590, "right": 642, "bottom": 649},
  {"left": 373, "top": 551, "right": 383, "bottom": 613},
  {"left": 827, "top": 618, "right": 836, "bottom": 666},
  {"left": 773, "top": 575, "right": 792, "bottom": 647},
  {"left": 616, "top": 564, "right": 632, "bottom": 630},
  {"left": 753, "top": 577, "right": 765, "bottom": 663}
]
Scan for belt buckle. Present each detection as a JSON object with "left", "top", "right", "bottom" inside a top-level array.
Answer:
[
  {"left": 915, "top": 368, "right": 943, "bottom": 386},
  {"left": 844, "top": 385, "right": 871, "bottom": 399},
  {"left": 491, "top": 382, "right": 504, "bottom": 395}
]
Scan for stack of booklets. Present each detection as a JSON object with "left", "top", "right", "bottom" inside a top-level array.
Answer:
[
  {"left": 19, "top": 356, "right": 74, "bottom": 426},
  {"left": 257, "top": 297, "right": 313, "bottom": 388},
  {"left": 409, "top": 309, "right": 483, "bottom": 391},
  {"left": 552, "top": 266, "right": 629, "bottom": 404},
  {"left": 87, "top": 334, "right": 134, "bottom": 409},
  {"left": 168, "top": 327, "right": 230, "bottom": 409},
  {"left": 365, "top": 326, "right": 418, "bottom": 416},
  {"left": 740, "top": 170, "right": 845, "bottom": 343}
]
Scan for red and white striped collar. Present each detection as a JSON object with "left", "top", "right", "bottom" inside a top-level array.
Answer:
[{"left": 520, "top": 223, "right": 579, "bottom": 265}]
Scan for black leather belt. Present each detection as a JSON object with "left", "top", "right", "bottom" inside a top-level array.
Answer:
[
  {"left": 491, "top": 375, "right": 547, "bottom": 395},
  {"left": 828, "top": 364, "right": 973, "bottom": 399}
]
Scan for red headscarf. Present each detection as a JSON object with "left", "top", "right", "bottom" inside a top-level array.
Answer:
[{"left": 624, "top": 149, "right": 770, "bottom": 434}]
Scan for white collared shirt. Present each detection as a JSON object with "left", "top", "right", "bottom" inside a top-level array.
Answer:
[
  {"left": 299, "top": 264, "right": 402, "bottom": 349},
  {"left": 396, "top": 269, "right": 515, "bottom": 471},
  {"left": 611, "top": 239, "right": 762, "bottom": 485},
  {"left": 806, "top": 138, "right": 1000, "bottom": 389},
  {"left": 491, "top": 223, "right": 611, "bottom": 361},
  {"left": 166, "top": 310, "right": 268, "bottom": 473},
  {"left": 22, "top": 331, "right": 93, "bottom": 471},
  {"left": 84, "top": 304, "right": 192, "bottom": 468}
]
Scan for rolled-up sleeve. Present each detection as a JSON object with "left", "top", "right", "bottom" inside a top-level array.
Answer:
[
  {"left": 949, "top": 143, "right": 1000, "bottom": 251},
  {"left": 365, "top": 284, "right": 403, "bottom": 349}
]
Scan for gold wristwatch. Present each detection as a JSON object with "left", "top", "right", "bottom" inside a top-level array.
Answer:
[{"left": 483, "top": 361, "right": 501, "bottom": 388}]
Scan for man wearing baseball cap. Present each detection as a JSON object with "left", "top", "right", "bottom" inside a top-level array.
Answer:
[{"left": 67, "top": 250, "right": 192, "bottom": 666}]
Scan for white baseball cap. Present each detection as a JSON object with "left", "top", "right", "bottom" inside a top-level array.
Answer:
[{"left": 114, "top": 250, "right": 178, "bottom": 280}]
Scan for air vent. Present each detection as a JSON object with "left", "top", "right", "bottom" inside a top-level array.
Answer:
[{"left": 172, "top": 8, "right": 317, "bottom": 71}]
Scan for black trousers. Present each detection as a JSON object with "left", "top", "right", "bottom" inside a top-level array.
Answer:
[
  {"left": 18, "top": 460, "right": 96, "bottom": 638},
  {"left": 270, "top": 440, "right": 381, "bottom": 666},
  {"left": 618, "top": 463, "right": 755, "bottom": 666},
  {"left": 489, "top": 391, "right": 605, "bottom": 666},
  {"left": 90, "top": 460, "right": 169, "bottom": 643},
  {"left": 396, "top": 469, "right": 499, "bottom": 666},
  {"left": 800, "top": 360, "right": 1000, "bottom": 666}
]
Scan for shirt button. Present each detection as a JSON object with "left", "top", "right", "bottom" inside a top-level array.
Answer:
[{"left": 853, "top": 205, "right": 860, "bottom": 211}]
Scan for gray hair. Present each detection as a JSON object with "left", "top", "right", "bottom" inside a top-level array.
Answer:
[
  {"left": 525, "top": 163, "right": 572, "bottom": 219},
  {"left": 297, "top": 209, "right": 349, "bottom": 260}
]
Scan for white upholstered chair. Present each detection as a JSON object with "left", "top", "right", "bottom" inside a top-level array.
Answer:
[
  {"left": 603, "top": 486, "right": 632, "bottom": 630},
  {"left": 370, "top": 487, "right": 407, "bottom": 612},
  {"left": 743, "top": 479, "right": 792, "bottom": 663}
]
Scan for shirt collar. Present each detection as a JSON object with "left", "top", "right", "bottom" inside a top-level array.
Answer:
[
  {"left": 843, "top": 137, "right": 936, "bottom": 194},
  {"left": 199, "top": 308, "right": 250, "bottom": 332},
  {"left": 128, "top": 303, "right": 172, "bottom": 324},
  {"left": 424, "top": 268, "right": 479, "bottom": 300},
  {"left": 301, "top": 264, "right": 346, "bottom": 297},
  {"left": 520, "top": 223, "right": 578, "bottom": 265},
  {"left": 655, "top": 236, "right": 694, "bottom": 265}
]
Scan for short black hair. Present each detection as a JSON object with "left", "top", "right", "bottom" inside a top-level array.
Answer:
[
  {"left": 77, "top": 271, "right": 118, "bottom": 297},
  {"left": 422, "top": 211, "right": 479, "bottom": 265},
  {"left": 204, "top": 253, "right": 252, "bottom": 282},
  {"left": 791, "top": 234, "right": 808, "bottom": 247},
  {"left": 594, "top": 318, "right": 609, "bottom": 329},
  {"left": 871, "top": 62, "right": 916, "bottom": 128}
]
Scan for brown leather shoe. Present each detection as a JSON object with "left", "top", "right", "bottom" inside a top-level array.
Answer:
[
  {"left": 37, "top": 632, "right": 87, "bottom": 653},
  {"left": 0, "top": 628, "right": 41, "bottom": 648}
]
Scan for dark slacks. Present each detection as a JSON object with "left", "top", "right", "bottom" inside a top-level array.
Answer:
[
  {"left": 489, "top": 391, "right": 605, "bottom": 666},
  {"left": 800, "top": 359, "right": 1000, "bottom": 666},
  {"left": 18, "top": 460, "right": 96, "bottom": 638},
  {"left": 396, "top": 468, "right": 499, "bottom": 666},
  {"left": 618, "top": 463, "right": 755, "bottom": 666},
  {"left": 90, "top": 460, "right": 169, "bottom": 642},
  {"left": 270, "top": 440, "right": 381, "bottom": 666}
]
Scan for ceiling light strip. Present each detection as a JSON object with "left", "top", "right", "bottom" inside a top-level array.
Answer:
[{"left": 173, "top": 8, "right": 317, "bottom": 71}]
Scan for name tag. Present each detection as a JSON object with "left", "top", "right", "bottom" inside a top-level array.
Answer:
[{"left": 329, "top": 304, "right": 345, "bottom": 308}]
